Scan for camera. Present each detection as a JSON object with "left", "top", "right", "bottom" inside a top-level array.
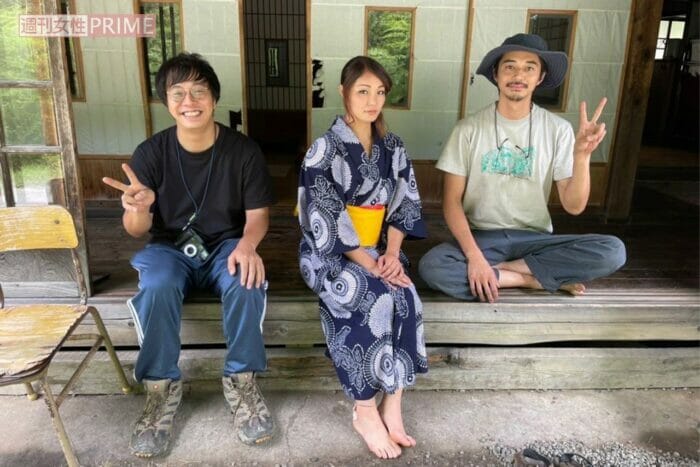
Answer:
[{"left": 174, "top": 228, "right": 210, "bottom": 261}]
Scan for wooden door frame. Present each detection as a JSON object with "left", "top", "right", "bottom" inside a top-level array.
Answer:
[{"left": 605, "top": 0, "right": 664, "bottom": 221}]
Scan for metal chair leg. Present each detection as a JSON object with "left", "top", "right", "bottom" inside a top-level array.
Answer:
[
  {"left": 40, "top": 377, "right": 79, "bottom": 467},
  {"left": 24, "top": 382, "right": 38, "bottom": 401},
  {"left": 89, "top": 308, "right": 132, "bottom": 394}
]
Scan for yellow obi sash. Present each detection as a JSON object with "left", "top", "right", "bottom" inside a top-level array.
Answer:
[{"left": 346, "top": 204, "right": 385, "bottom": 247}]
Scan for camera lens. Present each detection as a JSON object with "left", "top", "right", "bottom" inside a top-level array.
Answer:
[{"left": 183, "top": 243, "right": 198, "bottom": 257}]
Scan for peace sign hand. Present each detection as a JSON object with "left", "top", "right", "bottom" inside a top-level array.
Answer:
[
  {"left": 575, "top": 97, "right": 608, "bottom": 157},
  {"left": 102, "top": 163, "right": 155, "bottom": 213}
]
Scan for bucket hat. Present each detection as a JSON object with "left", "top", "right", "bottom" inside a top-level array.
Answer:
[{"left": 476, "top": 33, "right": 568, "bottom": 89}]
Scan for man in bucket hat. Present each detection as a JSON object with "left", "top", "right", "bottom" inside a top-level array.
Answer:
[{"left": 419, "top": 34, "right": 626, "bottom": 302}]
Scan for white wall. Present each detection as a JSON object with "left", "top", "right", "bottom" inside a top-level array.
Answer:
[
  {"left": 465, "top": 0, "right": 632, "bottom": 162},
  {"left": 151, "top": 0, "right": 245, "bottom": 134},
  {"left": 71, "top": 0, "right": 631, "bottom": 164},
  {"left": 72, "top": 0, "right": 246, "bottom": 153},
  {"left": 72, "top": 0, "right": 146, "bottom": 154},
  {"left": 310, "top": 0, "right": 469, "bottom": 159}
]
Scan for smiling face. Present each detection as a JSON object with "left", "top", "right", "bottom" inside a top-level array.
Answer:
[
  {"left": 166, "top": 79, "right": 216, "bottom": 131},
  {"left": 341, "top": 71, "right": 387, "bottom": 126},
  {"left": 494, "top": 50, "right": 546, "bottom": 102}
]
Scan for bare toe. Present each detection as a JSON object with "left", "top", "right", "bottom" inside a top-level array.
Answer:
[
  {"left": 561, "top": 283, "right": 586, "bottom": 295},
  {"left": 352, "top": 406, "right": 402, "bottom": 459},
  {"left": 388, "top": 430, "right": 416, "bottom": 447}
]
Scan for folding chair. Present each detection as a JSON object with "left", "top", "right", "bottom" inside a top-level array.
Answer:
[{"left": 0, "top": 205, "right": 131, "bottom": 467}]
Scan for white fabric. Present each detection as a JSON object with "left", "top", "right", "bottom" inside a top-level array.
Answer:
[{"left": 437, "top": 103, "right": 574, "bottom": 233}]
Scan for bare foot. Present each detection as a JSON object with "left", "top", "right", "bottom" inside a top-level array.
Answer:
[
  {"left": 378, "top": 392, "right": 416, "bottom": 448},
  {"left": 352, "top": 403, "right": 402, "bottom": 459},
  {"left": 560, "top": 283, "right": 586, "bottom": 295}
]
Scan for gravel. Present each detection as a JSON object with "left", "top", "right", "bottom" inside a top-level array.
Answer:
[
  {"left": 490, "top": 439, "right": 699, "bottom": 466},
  {"left": 302, "top": 440, "right": 699, "bottom": 467}
]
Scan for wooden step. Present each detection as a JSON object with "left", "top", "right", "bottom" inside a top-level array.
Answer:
[
  {"left": 1, "top": 346, "right": 697, "bottom": 395},
  {"left": 7, "top": 288, "right": 700, "bottom": 347}
]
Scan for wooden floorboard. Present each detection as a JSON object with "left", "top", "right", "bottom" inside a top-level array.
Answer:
[{"left": 79, "top": 182, "right": 698, "bottom": 300}]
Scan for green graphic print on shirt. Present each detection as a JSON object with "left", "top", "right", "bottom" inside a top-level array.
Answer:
[{"left": 481, "top": 146, "right": 535, "bottom": 179}]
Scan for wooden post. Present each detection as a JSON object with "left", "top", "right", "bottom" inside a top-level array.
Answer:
[{"left": 605, "top": 0, "right": 663, "bottom": 221}]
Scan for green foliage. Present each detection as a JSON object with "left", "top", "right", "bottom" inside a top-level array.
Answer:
[
  {"left": 368, "top": 10, "right": 412, "bottom": 107},
  {"left": 0, "top": 2, "right": 51, "bottom": 146},
  {"left": 0, "top": 2, "right": 62, "bottom": 192}
]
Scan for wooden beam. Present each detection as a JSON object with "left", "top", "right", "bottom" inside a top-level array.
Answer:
[
  {"left": 46, "top": 293, "right": 700, "bottom": 347},
  {"left": 605, "top": 0, "right": 663, "bottom": 220},
  {"left": 3, "top": 346, "right": 696, "bottom": 395},
  {"left": 46, "top": 0, "right": 91, "bottom": 297}
]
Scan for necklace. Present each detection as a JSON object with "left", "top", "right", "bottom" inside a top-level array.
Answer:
[
  {"left": 175, "top": 126, "right": 218, "bottom": 230},
  {"left": 494, "top": 101, "right": 533, "bottom": 156}
]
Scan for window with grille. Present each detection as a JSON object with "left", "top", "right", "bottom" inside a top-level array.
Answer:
[
  {"left": 139, "top": 1, "right": 182, "bottom": 100},
  {"left": 656, "top": 19, "right": 685, "bottom": 60}
]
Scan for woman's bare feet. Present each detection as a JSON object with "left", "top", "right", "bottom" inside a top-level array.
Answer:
[
  {"left": 352, "top": 400, "right": 401, "bottom": 459},
  {"left": 378, "top": 390, "right": 416, "bottom": 448}
]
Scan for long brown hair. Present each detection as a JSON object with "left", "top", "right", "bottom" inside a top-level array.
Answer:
[{"left": 340, "top": 56, "right": 392, "bottom": 138}]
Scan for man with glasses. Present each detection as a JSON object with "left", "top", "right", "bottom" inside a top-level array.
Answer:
[
  {"left": 419, "top": 34, "right": 626, "bottom": 302},
  {"left": 103, "top": 53, "right": 276, "bottom": 457}
]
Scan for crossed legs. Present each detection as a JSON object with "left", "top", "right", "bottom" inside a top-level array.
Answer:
[
  {"left": 495, "top": 258, "right": 586, "bottom": 295},
  {"left": 419, "top": 229, "right": 626, "bottom": 300}
]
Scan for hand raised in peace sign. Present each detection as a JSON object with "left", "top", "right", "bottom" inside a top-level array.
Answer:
[
  {"left": 102, "top": 163, "right": 155, "bottom": 213},
  {"left": 574, "top": 97, "right": 608, "bottom": 157}
]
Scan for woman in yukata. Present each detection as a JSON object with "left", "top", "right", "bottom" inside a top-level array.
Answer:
[{"left": 297, "top": 56, "right": 428, "bottom": 459}]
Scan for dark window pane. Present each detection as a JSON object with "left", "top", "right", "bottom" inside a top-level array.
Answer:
[
  {"left": 140, "top": 2, "right": 182, "bottom": 98},
  {"left": 528, "top": 12, "right": 574, "bottom": 110}
]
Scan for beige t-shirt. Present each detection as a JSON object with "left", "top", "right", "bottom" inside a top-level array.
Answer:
[{"left": 437, "top": 103, "right": 574, "bottom": 233}]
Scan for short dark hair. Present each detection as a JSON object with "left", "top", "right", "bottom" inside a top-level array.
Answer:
[
  {"left": 155, "top": 52, "right": 221, "bottom": 104},
  {"left": 340, "top": 56, "right": 393, "bottom": 138}
]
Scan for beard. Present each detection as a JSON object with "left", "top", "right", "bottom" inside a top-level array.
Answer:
[{"left": 503, "top": 92, "right": 527, "bottom": 102}]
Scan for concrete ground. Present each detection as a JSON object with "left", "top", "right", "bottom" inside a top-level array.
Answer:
[{"left": 0, "top": 388, "right": 698, "bottom": 466}]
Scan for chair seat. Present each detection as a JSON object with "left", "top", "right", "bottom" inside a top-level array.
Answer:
[{"left": 0, "top": 305, "right": 91, "bottom": 380}]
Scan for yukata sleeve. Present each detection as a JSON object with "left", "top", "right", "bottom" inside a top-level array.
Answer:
[
  {"left": 298, "top": 134, "right": 361, "bottom": 255},
  {"left": 385, "top": 136, "right": 427, "bottom": 240}
]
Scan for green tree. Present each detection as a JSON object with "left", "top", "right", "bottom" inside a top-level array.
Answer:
[{"left": 368, "top": 10, "right": 412, "bottom": 107}]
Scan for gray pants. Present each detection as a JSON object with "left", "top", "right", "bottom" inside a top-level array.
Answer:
[{"left": 418, "top": 229, "right": 626, "bottom": 300}]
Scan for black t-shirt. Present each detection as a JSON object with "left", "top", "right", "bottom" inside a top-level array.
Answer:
[{"left": 130, "top": 123, "right": 276, "bottom": 248}]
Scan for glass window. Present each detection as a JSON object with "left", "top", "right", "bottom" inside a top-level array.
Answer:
[
  {"left": 527, "top": 10, "right": 577, "bottom": 112},
  {"left": 0, "top": 0, "right": 51, "bottom": 81},
  {"left": 8, "top": 154, "right": 64, "bottom": 206},
  {"left": 0, "top": 88, "right": 57, "bottom": 147},
  {"left": 657, "top": 19, "right": 686, "bottom": 60},
  {"left": 669, "top": 21, "right": 685, "bottom": 39},
  {"left": 139, "top": 1, "right": 183, "bottom": 100},
  {"left": 365, "top": 8, "right": 415, "bottom": 108},
  {"left": 59, "top": 0, "right": 85, "bottom": 101}
]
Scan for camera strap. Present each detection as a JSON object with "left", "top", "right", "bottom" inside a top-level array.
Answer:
[{"left": 175, "top": 126, "right": 218, "bottom": 231}]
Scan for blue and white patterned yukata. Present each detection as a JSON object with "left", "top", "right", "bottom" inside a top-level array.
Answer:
[{"left": 298, "top": 116, "right": 428, "bottom": 400}]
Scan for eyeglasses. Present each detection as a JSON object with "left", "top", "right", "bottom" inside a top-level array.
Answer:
[{"left": 167, "top": 86, "right": 210, "bottom": 103}]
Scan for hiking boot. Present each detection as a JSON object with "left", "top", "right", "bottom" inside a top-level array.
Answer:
[
  {"left": 130, "top": 378, "right": 182, "bottom": 458},
  {"left": 222, "top": 372, "right": 275, "bottom": 445}
]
